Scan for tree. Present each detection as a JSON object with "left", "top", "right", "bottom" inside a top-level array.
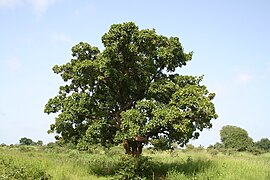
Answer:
[
  {"left": 255, "top": 138, "right": 270, "bottom": 152},
  {"left": 220, "top": 125, "right": 253, "bottom": 151},
  {"left": 44, "top": 22, "right": 217, "bottom": 156},
  {"left": 19, "top": 137, "right": 34, "bottom": 146},
  {"left": 36, "top": 140, "right": 43, "bottom": 146}
]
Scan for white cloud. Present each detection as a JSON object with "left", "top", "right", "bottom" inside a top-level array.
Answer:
[
  {"left": 28, "top": 0, "right": 58, "bottom": 16},
  {"left": 51, "top": 32, "right": 72, "bottom": 44},
  {"left": 0, "top": 0, "right": 21, "bottom": 8},
  {"left": 235, "top": 72, "right": 252, "bottom": 85},
  {"left": 0, "top": 0, "right": 59, "bottom": 15}
]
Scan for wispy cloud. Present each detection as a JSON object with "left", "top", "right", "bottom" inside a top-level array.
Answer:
[
  {"left": 28, "top": 0, "right": 58, "bottom": 16},
  {"left": 0, "top": 0, "right": 21, "bottom": 8},
  {"left": 235, "top": 72, "right": 252, "bottom": 85},
  {"left": 51, "top": 32, "right": 72, "bottom": 44},
  {"left": 0, "top": 0, "right": 59, "bottom": 15}
]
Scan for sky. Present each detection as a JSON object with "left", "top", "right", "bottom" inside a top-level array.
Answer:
[{"left": 0, "top": 0, "right": 269, "bottom": 146}]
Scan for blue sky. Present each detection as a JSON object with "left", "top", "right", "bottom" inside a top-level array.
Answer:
[{"left": 0, "top": 0, "right": 269, "bottom": 146}]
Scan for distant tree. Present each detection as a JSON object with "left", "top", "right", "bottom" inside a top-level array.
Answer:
[
  {"left": 255, "top": 138, "right": 270, "bottom": 152},
  {"left": 220, "top": 125, "right": 253, "bottom": 151},
  {"left": 19, "top": 137, "right": 34, "bottom": 146},
  {"left": 44, "top": 22, "right": 218, "bottom": 156},
  {"left": 212, "top": 142, "right": 224, "bottom": 149},
  {"left": 36, "top": 140, "right": 43, "bottom": 146}
]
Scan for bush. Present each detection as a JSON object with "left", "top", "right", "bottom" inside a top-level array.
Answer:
[
  {"left": 247, "top": 146, "right": 265, "bottom": 155},
  {"left": 0, "top": 143, "right": 6, "bottom": 147},
  {"left": 0, "top": 157, "right": 51, "bottom": 179},
  {"left": 116, "top": 155, "right": 154, "bottom": 180},
  {"left": 255, "top": 138, "right": 270, "bottom": 152}
]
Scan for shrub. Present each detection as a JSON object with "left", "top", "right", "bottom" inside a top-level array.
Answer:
[
  {"left": 0, "top": 157, "right": 51, "bottom": 179},
  {"left": 116, "top": 155, "right": 154, "bottom": 180},
  {"left": 255, "top": 138, "right": 270, "bottom": 152}
]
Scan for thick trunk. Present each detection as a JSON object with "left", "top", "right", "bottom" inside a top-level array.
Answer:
[
  {"left": 123, "top": 136, "right": 147, "bottom": 156},
  {"left": 123, "top": 140, "right": 143, "bottom": 156}
]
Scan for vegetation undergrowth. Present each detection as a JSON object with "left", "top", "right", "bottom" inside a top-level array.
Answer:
[{"left": 0, "top": 145, "right": 270, "bottom": 179}]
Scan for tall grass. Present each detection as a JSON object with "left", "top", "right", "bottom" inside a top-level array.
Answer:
[{"left": 0, "top": 145, "right": 269, "bottom": 179}]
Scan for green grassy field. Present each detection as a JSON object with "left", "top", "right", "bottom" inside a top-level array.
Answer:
[{"left": 0, "top": 145, "right": 270, "bottom": 180}]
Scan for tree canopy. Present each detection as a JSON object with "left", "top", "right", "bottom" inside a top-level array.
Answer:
[
  {"left": 255, "top": 138, "right": 270, "bottom": 151},
  {"left": 44, "top": 22, "right": 217, "bottom": 155},
  {"left": 220, "top": 125, "right": 253, "bottom": 151},
  {"left": 19, "top": 137, "right": 34, "bottom": 146}
]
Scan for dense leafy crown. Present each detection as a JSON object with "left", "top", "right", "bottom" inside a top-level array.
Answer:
[
  {"left": 220, "top": 125, "right": 253, "bottom": 151},
  {"left": 44, "top": 22, "right": 217, "bottom": 147}
]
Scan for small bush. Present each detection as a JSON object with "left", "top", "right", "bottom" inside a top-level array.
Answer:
[
  {"left": 0, "top": 143, "right": 6, "bottom": 147},
  {"left": 247, "top": 146, "right": 265, "bottom": 155},
  {"left": 116, "top": 155, "right": 154, "bottom": 180}
]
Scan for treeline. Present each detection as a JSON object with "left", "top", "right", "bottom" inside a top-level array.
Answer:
[
  {"left": 207, "top": 125, "right": 270, "bottom": 155},
  {"left": 1, "top": 125, "right": 269, "bottom": 156}
]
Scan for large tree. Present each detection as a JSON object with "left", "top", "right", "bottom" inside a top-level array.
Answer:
[
  {"left": 220, "top": 125, "right": 254, "bottom": 151},
  {"left": 44, "top": 22, "right": 217, "bottom": 156}
]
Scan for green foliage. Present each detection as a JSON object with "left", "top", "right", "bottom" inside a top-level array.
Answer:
[
  {"left": 151, "top": 136, "right": 173, "bottom": 151},
  {"left": 19, "top": 137, "right": 34, "bottom": 146},
  {"left": 35, "top": 140, "right": 43, "bottom": 146},
  {"left": 19, "top": 137, "right": 43, "bottom": 147},
  {"left": 116, "top": 155, "right": 154, "bottom": 180},
  {"left": 1, "top": 146, "right": 270, "bottom": 179},
  {"left": 0, "top": 156, "right": 51, "bottom": 179},
  {"left": 255, "top": 138, "right": 270, "bottom": 152},
  {"left": 220, "top": 125, "right": 254, "bottom": 151},
  {"left": 44, "top": 22, "right": 217, "bottom": 154}
]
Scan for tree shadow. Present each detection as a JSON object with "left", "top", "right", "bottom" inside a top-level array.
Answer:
[
  {"left": 151, "top": 156, "right": 213, "bottom": 179},
  {"left": 87, "top": 155, "right": 213, "bottom": 179}
]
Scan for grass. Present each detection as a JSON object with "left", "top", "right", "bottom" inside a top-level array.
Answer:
[{"left": 0, "top": 145, "right": 270, "bottom": 179}]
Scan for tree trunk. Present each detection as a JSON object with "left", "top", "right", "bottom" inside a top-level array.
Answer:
[
  {"left": 123, "top": 139, "right": 143, "bottom": 156},
  {"left": 123, "top": 136, "right": 147, "bottom": 156}
]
